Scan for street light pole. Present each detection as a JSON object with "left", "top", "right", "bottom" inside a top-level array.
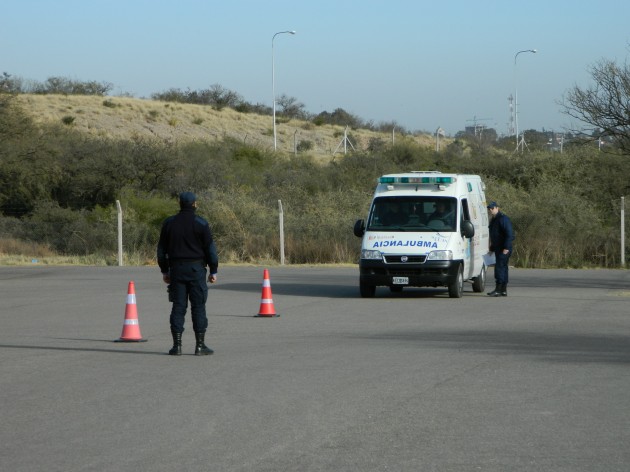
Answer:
[
  {"left": 272, "top": 30, "right": 296, "bottom": 151},
  {"left": 514, "top": 48, "right": 537, "bottom": 152}
]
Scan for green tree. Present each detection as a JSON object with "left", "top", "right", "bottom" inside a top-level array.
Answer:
[{"left": 313, "top": 108, "right": 364, "bottom": 128}]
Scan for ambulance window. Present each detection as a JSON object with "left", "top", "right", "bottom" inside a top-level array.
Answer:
[
  {"left": 461, "top": 199, "right": 471, "bottom": 221},
  {"left": 368, "top": 196, "right": 458, "bottom": 232}
]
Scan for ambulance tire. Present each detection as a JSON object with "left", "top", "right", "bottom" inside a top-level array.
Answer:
[
  {"left": 360, "top": 282, "right": 376, "bottom": 298},
  {"left": 472, "top": 265, "right": 486, "bottom": 293},
  {"left": 448, "top": 264, "right": 464, "bottom": 298}
]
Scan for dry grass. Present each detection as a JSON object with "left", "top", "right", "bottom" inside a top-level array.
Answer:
[
  {"left": 16, "top": 94, "right": 438, "bottom": 159},
  {"left": 0, "top": 238, "right": 54, "bottom": 257},
  {"left": 0, "top": 238, "right": 90, "bottom": 265}
]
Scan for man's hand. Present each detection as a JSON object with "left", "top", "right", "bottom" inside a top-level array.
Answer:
[
  {"left": 208, "top": 274, "right": 217, "bottom": 284},
  {"left": 162, "top": 273, "right": 170, "bottom": 284}
]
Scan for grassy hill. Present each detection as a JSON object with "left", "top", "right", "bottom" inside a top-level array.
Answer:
[
  {"left": 16, "top": 94, "right": 437, "bottom": 160},
  {"left": 4, "top": 92, "right": 629, "bottom": 268}
]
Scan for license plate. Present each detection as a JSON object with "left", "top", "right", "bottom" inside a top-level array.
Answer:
[{"left": 392, "top": 277, "right": 409, "bottom": 285}]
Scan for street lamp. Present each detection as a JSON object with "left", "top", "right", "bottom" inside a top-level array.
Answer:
[
  {"left": 435, "top": 127, "right": 445, "bottom": 152},
  {"left": 272, "top": 30, "right": 296, "bottom": 151},
  {"left": 514, "top": 48, "right": 537, "bottom": 152}
]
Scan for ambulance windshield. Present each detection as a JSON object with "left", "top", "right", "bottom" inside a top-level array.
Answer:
[{"left": 367, "top": 197, "right": 457, "bottom": 232}]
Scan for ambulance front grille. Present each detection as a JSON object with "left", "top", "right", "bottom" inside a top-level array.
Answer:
[{"left": 384, "top": 255, "right": 427, "bottom": 264}]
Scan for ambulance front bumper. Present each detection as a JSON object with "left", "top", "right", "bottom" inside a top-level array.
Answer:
[{"left": 358, "top": 258, "right": 461, "bottom": 288}]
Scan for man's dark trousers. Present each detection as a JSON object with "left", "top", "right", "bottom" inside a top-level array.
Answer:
[
  {"left": 494, "top": 251, "right": 510, "bottom": 287},
  {"left": 169, "top": 260, "right": 208, "bottom": 333}
]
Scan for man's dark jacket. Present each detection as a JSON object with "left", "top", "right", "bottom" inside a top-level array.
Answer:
[
  {"left": 157, "top": 207, "right": 219, "bottom": 274},
  {"left": 488, "top": 211, "right": 514, "bottom": 253}
]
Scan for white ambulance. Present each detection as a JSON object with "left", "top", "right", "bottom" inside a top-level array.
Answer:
[{"left": 353, "top": 171, "right": 489, "bottom": 298}]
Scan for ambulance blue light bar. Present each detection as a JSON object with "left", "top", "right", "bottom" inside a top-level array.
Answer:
[{"left": 378, "top": 176, "right": 457, "bottom": 184}]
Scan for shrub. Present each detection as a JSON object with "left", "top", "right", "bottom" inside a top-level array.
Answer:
[
  {"left": 146, "top": 110, "right": 159, "bottom": 122},
  {"left": 102, "top": 99, "right": 119, "bottom": 108},
  {"left": 297, "top": 140, "right": 313, "bottom": 152}
]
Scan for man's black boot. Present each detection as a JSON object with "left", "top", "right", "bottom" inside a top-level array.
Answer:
[
  {"left": 194, "top": 332, "right": 214, "bottom": 356},
  {"left": 500, "top": 284, "right": 508, "bottom": 296},
  {"left": 168, "top": 330, "right": 182, "bottom": 356},
  {"left": 487, "top": 284, "right": 502, "bottom": 297}
]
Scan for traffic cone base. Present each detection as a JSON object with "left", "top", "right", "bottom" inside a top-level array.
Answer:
[
  {"left": 255, "top": 269, "right": 278, "bottom": 318},
  {"left": 115, "top": 281, "right": 147, "bottom": 342}
]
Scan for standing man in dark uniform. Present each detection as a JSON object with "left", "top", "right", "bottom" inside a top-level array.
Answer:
[
  {"left": 487, "top": 201, "right": 514, "bottom": 297},
  {"left": 157, "top": 192, "right": 219, "bottom": 356}
]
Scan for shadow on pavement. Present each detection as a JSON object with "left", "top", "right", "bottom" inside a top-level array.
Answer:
[
  {"left": 0, "top": 342, "right": 167, "bottom": 356},
  {"left": 351, "top": 330, "right": 630, "bottom": 364}
]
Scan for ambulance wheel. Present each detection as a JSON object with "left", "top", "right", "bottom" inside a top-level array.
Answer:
[
  {"left": 448, "top": 264, "right": 464, "bottom": 298},
  {"left": 389, "top": 285, "right": 403, "bottom": 293},
  {"left": 360, "top": 282, "right": 376, "bottom": 298},
  {"left": 472, "top": 265, "right": 486, "bottom": 293}
]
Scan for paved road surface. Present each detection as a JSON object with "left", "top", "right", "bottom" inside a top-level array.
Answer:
[{"left": 1, "top": 265, "right": 629, "bottom": 471}]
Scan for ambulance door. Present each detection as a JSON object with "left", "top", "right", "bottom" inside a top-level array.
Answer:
[{"left": 460, "top": 198, "right": 476, "bottom": 279}]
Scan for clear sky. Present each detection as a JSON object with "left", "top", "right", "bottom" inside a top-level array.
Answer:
[{"left": 3, "top": 0, "right": 629, "bottom": 136}]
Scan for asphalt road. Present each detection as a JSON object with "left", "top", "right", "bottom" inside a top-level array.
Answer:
[{"left": 1, "top": 265, "right": 629, "bottom": 472}]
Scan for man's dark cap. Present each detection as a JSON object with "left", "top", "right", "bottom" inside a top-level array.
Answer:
[
  {"left": 487, "top": 201, "right": 498, "bottom": 209},
  {"left": 179, "top": 192, "right": 197, "bottom": 206}
]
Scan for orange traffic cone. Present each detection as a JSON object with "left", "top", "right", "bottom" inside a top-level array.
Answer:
[
  {"left": 115, "top": 281, "right": 147, "bottom": 342},
  {"left": 255, "top": 269, "right": 278, "bottom": 317}
]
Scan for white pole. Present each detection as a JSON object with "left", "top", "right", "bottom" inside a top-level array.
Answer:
[
  {"left": 514, "top": 49, "right": 537, "bottom": 152},
  {"left": 622, "top": 196, "right": 625, "bottom": 268},
  {"left": 272, "top": 35, "right": 276, "bottom": 151},
  {"left": 116, "top": 200, "right": 123, "bottom": 266},
  {"left": 272, "top": 30, "right": 296, "bottom": 151},
  {"left": 514, "top": 62, "right": 519, "bottom": 147},
  {"left": 278, "top": 200, "right": 285, "bottom": 265}
]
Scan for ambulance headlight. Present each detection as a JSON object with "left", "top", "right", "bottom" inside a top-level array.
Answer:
[
  {"left": 426, "top": 250, "right": 453, "bottom": 261},
  {"left": 361, "top": 249, "right": 383, "bottom": 260}
]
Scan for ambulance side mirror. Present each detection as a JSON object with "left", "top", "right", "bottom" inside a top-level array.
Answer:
[
  {"left": 353, "top": 219, "right": 365, "bottom": 237},
  {"left": 461, "top": 220, "right": 475, "bottom": 239}
]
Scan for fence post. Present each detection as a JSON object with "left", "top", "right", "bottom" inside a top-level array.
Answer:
[
  {"left": 116, "top": 200, "right": 123, "bottom": 267},
  {"left": 622, "top": 196, "right": 625, "bottom": 268},
  {"left": 278, "top": 200, "right": 285, "bottom": 265}
]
